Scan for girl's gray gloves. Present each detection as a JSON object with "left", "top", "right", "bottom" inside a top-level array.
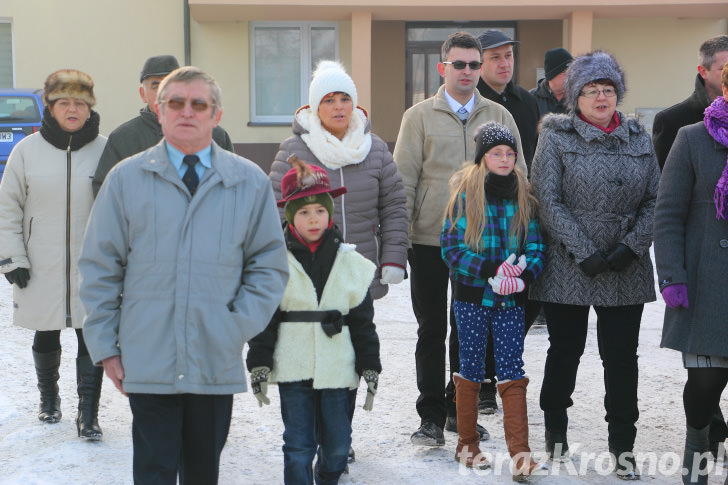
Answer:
[
  {"left": 250, "top": 366, "right": 270, "bottom": 407},
  {"left": 362, "top": 369, "right": 379, "bottom": 411}
]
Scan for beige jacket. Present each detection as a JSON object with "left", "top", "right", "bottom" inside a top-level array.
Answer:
[
  {"left": 393, "top": 85, "right": 526, "bottom": 247},
  {"left": 0, "top": 132, "right": 106, "bottom": 330}
]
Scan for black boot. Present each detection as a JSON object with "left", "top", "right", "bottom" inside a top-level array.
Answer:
[
  {"left": 683, "top": 424, "right": 710, "bottom": 485},
  {"left": 478, "top": 379, "right": 498, "bottom": 415},
  {"left": 76, "top": 355, "right": 103, "bottom": 440},
  {"left": 33, "top": 349, "right": 62, "bottom": 423}
]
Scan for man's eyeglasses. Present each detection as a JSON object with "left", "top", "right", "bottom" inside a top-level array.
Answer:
[
  {"left": 580, "top": 87, "right": 617, "bottom": 98},
  {"left": 161, "top": 97, "right": 215, "bottom": 112},
  {"left": 442, "top": 61, "right": 483, "bottom": 70},
  {"left": 485, "top": 152, "right": 517, "bottom": 162}
]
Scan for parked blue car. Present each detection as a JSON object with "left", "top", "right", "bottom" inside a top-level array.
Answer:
[{"left": 0, "top": 89, "right": 44, "bottom": 180}]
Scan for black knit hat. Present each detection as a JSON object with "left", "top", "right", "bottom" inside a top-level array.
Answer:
[
  {"left": 473, "top": 122, "right": 517, "bottom": 166},
  {"left": 544, "top": 48, "right": 573, "bottom": 80}
]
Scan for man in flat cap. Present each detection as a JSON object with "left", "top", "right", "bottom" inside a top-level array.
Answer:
[
  {"left": 530, "top": 47, "right": 573, "bottom": 119},
  {"left": 476, "top": 30, "right": 539, "bottom": 170},
  {"left": 92, "top": 55, "right": 234, "bottom": 196}
]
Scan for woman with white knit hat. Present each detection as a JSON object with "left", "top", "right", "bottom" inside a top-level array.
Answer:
[{"left": 268, "top": 60, "right": 408, "bottom": 465}]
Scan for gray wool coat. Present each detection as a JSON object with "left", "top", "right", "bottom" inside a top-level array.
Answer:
[
  {"left": 530, "top": 112, "right": 660, "bottom": 306},
  {"left": 654, "top": 122, "right": 728, "bottom": 357},
  {"left": 270, "top": 116, "right": 409, "bottom": 300}
]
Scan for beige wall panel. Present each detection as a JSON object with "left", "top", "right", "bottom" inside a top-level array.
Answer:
[
  {"left": 371, "top": 21, "right": 405, "bottom": 143},
  {"left": 517, "top": 20, "right": 564, "bottom": 90},
  {"left": 2, "top": 0, "right": 183, "bottom": 137},
  {"left": 592, "top": 18, "right": 727, "bottom": 115}
]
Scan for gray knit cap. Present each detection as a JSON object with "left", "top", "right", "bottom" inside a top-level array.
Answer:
[{"left": 564, "top": 50, "right": 625, "bottom": 113}]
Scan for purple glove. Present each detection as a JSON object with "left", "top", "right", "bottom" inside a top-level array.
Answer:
[{"left": 661, "top": 284, "right": 689, "bottom": 309}]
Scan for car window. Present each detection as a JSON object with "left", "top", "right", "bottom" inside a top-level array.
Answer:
[{"left": 0, "top": 96, "right": 42, "bottom": 123}]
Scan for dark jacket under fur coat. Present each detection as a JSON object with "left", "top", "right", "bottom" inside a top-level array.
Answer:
[
  {"left": 652, "top": 74, "right": 711, "bottom": 170},
  {"left": 529, "top": 112, "right": 660, "bottom": 306}
]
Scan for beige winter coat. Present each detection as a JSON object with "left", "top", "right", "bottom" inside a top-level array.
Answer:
[
  {"left": 393, "top": 85, "right": 526, "bottom": 247},
  {"left": 0, "top": 132, "right": 106, "bottom": 330}
]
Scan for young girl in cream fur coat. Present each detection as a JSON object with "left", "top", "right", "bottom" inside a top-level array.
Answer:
[{"left": 246, "top": 159, "right": 381, "bottom": 485}]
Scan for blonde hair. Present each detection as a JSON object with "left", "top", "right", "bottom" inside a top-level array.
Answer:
[{"left": 444, "top": 161, "right": 537, "bottom": 253}]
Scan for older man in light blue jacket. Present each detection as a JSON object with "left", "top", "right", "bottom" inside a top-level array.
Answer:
[{"left": 79, "top": 66, "right": 288, "bottom": 484}]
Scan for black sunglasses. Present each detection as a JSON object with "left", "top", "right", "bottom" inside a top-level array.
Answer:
[{"left": 442, "top": 61, "right": 483, "bottom": 70}]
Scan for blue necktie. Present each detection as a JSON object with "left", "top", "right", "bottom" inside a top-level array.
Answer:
[
  {"left": 182, "top": 155, "right": 199, "bottom": 196},
  {"left": 457, "top": 106, "right": 468, "bottom": 124}
]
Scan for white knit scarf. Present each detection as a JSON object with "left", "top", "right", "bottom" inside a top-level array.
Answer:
[{"left": 298, "top": 107, "right": 372, "bottom": 169}]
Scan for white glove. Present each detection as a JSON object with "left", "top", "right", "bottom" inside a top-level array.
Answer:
[
  {"left": 380, "top": 266, "right": 405, "bottom": 285},
  {"left": 250, "top": 366, "right": 270, "bottom": 407},
  {"left": 496, "top": 254, "right": 527, "bottom": 278},
  {"left": 362, "top": 369, "right": 379, "bottom": 411},
  {"left": 488, "top": 275, "right": 526, "bottom": 295}
]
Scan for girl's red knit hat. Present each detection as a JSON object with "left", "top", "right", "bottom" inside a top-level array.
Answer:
[{"left": 277, "top": 155, "right": 347, "bottom": 207}]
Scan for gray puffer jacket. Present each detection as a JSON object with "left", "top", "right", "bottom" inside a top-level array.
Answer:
[
  {"left": 270, "top": 110, "right": 409, "bottom": 300},
  {"left": 530, "top": 112, "right": 660, "bottom": 306}
]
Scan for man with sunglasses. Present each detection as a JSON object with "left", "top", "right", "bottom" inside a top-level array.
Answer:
[
  {"left": 394, "top": 31, "right": 525, "bottom": 448},
  {"left": 92, "top": 55, "right": 233, "bottom": 196},
  {"left": 79, "top": 66, "right": 288, "bottom": 484}
]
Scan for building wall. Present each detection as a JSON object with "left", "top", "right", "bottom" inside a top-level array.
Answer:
[
  {"left": 2, "top": 1, "right": 727, "bottom": 156},
  {"left": 2, "top": 0, "right": 183, "bottom": 138}
]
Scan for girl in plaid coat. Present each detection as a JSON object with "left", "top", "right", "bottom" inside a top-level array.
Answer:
[{"left": 440, "top": 122, "right": 545, "bottom": 481}]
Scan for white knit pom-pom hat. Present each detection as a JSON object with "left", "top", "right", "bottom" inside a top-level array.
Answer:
[{"left": 308, "top": 60, "right": 358, "bottom": 114}]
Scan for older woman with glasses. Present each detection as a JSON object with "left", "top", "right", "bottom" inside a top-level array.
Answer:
[
  {"left": 529, "top": 51, "right": 660, "bottom": 480},
  {"left": 0, "top": 70, "right": 107, "bottom": 440}
]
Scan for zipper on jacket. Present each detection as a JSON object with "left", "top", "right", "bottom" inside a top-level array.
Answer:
[
  {"left": 372, "top": 226, "right": 382, "bottom": 268},
  {"left": 65, "top": 139, "right": 72, "bottom": 327},
  {"left": 338, "top": 170, "right": 346, "bottom": 240},
  {"left": 26, "top": 217, "right": 33, "bottom": 246}
]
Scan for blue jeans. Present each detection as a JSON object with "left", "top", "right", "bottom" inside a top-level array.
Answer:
[{"left": 279, "top": 380, "right": 351, "bottom": 485}]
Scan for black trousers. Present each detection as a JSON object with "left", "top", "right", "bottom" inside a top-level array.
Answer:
[
  {"left": 409, "top": 244, "right": 455, "bottom": 429},
  {"left": 129, "top": 393, "right": 233, "bottom": 485},
  {"left": 539, "top": 302, "right": 643, "bottom": 452}
]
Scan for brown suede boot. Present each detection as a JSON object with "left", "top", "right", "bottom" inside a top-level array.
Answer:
[
  {"left": 454, "top": 374, "right": 490, "bottom": 470},
  {"left": 499, "top": 378, "right": 546, "bottom": 482}
]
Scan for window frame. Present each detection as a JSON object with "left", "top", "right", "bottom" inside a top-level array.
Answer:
[
  {"left": 0, "top": 19, "right": 14, "bottom": 89},
  {"left": 249, "top": 21, "right": 338, "bottom": 125}
]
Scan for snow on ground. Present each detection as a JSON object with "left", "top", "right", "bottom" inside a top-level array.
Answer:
[{"left": 1, "top": 265, "right": 727, "bottom": 484}]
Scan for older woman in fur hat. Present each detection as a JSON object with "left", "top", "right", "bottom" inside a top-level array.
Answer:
[
  {"left": 0, "top": 69, "right": 107, "bottom": 440},
  {"left": 529, "top": 51, "right": 660, "bottom": 480}
]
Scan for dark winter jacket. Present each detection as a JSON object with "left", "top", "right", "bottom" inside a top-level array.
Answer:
[
  {"left": 270, "top": 110, "right": 409, "bottom": 299},
  {"left": 530, "top": 112, "right": 660, "bottom": 306},
  {"left": 654, "top": 122, "right": 728, "bottom": 357},
  {"left": 92, "top": 106, "right": 234, "bottom": 196},
  {"left": 477, "top": 78, "right": 540, "bottom": 169},
  {"left": 530, "top": 78, "right": 568, "bottom": 120},
  {"left": 652, "top": 75, "right": 711, "bottom": 170},
  {"left": 246, "top": 225, "right": 381, "bottom": 388}
]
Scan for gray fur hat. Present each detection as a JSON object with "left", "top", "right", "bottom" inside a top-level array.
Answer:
[{"left": 564, "top": 50, "right": 625, "bottom": 113}]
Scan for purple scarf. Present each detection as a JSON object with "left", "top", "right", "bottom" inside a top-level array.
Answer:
[{"left": 704, "top": 96, "right": 728, "bottom": 220}]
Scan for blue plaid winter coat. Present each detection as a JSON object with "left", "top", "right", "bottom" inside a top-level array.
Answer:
[{"left": 441, "top": 194, "right": 545, "bottom": 308}]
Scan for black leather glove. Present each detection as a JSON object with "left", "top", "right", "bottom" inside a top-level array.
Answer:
[
  {"left": 605, "top": 243, "right": 637, "bottom": 272},
  {"left": 579, "top": 252, "right": 609, "bottom": 277},
  {"left": 320, "top": 310, "right": 343, "bottom": 337},
  {"left": 5, "top": 268, "right": 30, "bottom": 288}
]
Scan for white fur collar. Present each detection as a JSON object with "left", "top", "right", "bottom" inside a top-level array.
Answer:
[{"left": 297, "top": 107, "right": 372, "bottom": 169}]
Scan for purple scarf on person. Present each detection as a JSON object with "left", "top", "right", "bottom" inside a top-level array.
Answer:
[{"left": 704, "top": 95, "right": 728, "bottom": 220}]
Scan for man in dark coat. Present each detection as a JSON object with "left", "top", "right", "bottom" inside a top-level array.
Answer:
[
  {"left": 92, "top": 55, "right": 234, "bottom": 196},
  {"left": 530, "top": 47, "right": 573, "bottom": 119},
  {"left": 476, "top": 30, "right": 539, "bottom": 170},
  {"left": 652, "top": 35, "right": 728, "bottom": 170}
]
